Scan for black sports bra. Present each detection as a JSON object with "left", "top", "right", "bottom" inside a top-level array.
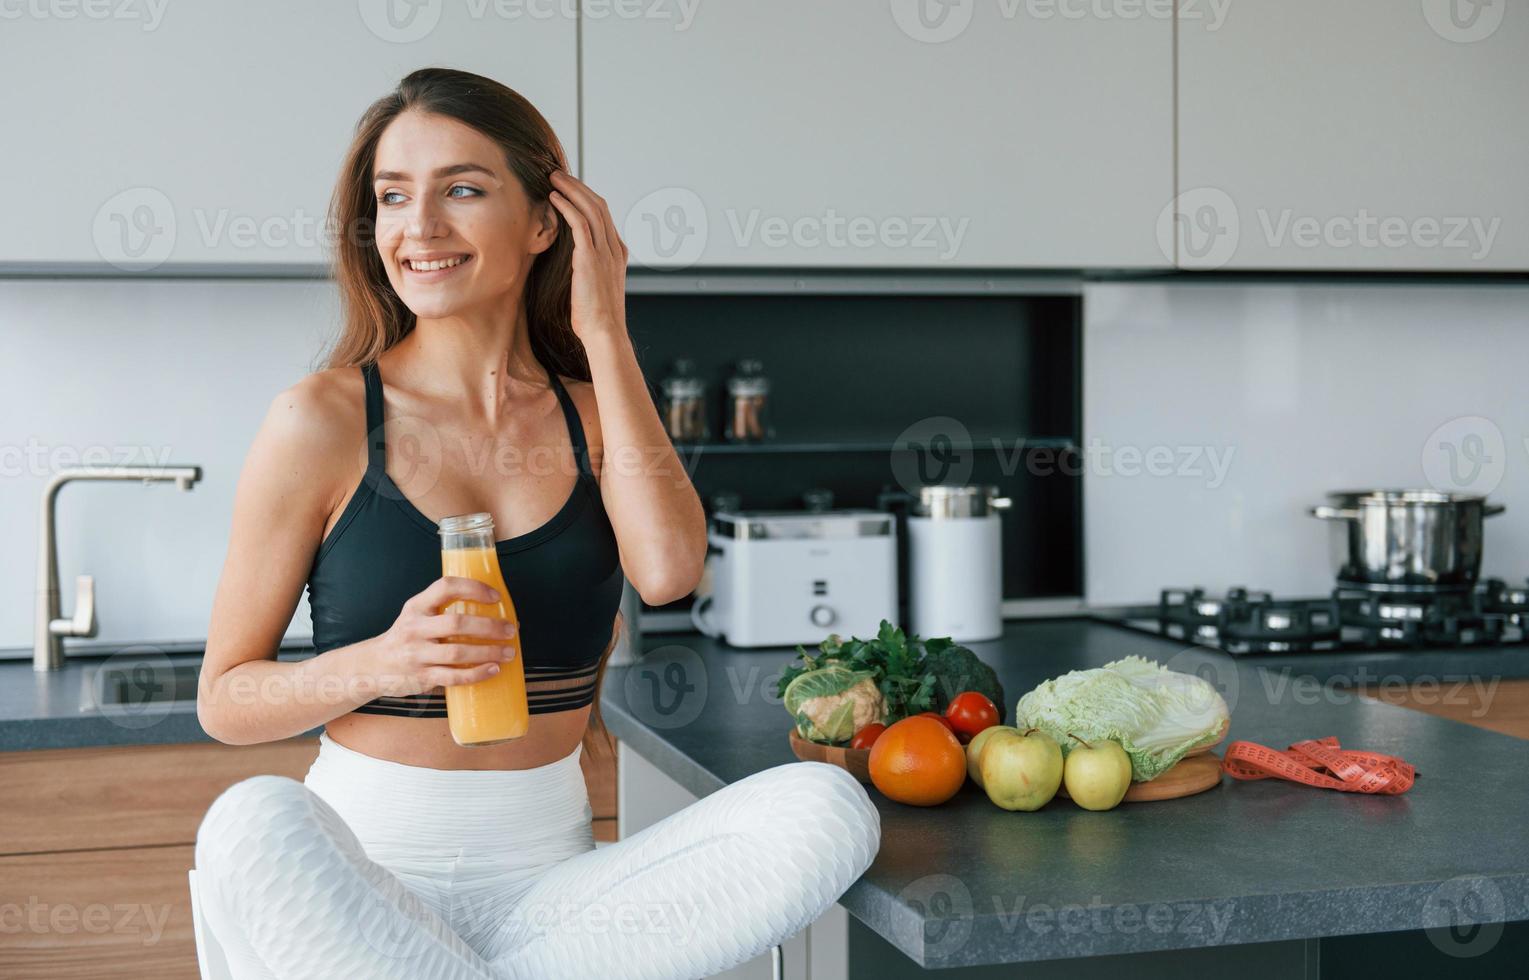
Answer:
[{"left": 304, "top": 357, "right": 624, "bottom": 718}]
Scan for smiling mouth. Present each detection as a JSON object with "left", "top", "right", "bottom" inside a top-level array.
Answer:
[{"left": 403, "top": 254, "right": 472, "bottom": 273}]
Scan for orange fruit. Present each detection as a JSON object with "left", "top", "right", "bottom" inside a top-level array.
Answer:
[{"left": 868, "top": 715, "right": 967, "bottom": 806}]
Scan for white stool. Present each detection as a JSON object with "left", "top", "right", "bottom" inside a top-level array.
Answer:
[{"left": 187, "top": 869, "right": 235, "bottom": 980}]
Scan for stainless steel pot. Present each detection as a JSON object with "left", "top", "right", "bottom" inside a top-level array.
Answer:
[
  {"left": 909, "top": 484, "right": 1012, "bottom": 519},
  {"left": 1309, "top": 489, "right": 1505, "bottom": 591}
]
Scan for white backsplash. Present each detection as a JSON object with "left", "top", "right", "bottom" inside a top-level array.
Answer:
[
  {"left": 2, "top": 279, "right": 335, "bottom": 650},
  {"left": 1083, "top": 281, "right": 1529, "bottom": 604},
  {"left": 5, "top": 276, "right": 1527, "bottom": 650}
]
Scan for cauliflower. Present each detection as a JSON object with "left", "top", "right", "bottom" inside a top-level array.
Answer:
[{"left": 784, "top": 668, "right": 885, "bottom": 743}]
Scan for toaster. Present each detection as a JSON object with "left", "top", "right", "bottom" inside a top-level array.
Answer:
[{"left": 693, "top": 509, "right": 898, "bottom": 648}]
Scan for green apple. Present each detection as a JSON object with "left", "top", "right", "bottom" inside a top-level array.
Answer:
[
  {"left": 966, "top": 725, "right": 1018, "bottom": 788},
  {"left": 979, "top": 728, "right": 1063, "bottom": 811},
  {"left": 1063, "top": 736, "right": 1133, "bottom": 811}
]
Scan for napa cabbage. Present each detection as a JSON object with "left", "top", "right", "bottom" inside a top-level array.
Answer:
[{"left": 1014, "top": 656, "right": 1229, "bottom": 781}]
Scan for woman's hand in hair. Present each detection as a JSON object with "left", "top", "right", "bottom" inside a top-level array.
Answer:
[{"left": 547, "top": 169, "right": 628, "bottom": 342}]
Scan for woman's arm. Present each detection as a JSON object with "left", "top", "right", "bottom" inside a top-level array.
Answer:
[
  {"left": 548, "top": 170, "right": 707, "bottom": 606},
  {"left": 199, "top": 374, "right": 372, "bottom": 743}
]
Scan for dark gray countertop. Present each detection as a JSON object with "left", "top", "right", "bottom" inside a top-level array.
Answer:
[
  {"left": 7, "top": 621, "right": 1528, "bottom": 966},
  {"left": 600, "top": 618, "right": 1529, "bottom": 967},
  {"left": 0, "top": 641, "right": 317, "bottom": 752}
]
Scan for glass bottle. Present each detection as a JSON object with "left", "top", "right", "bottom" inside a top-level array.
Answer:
[
  {"left": 437, "top": 513, "right": 528, "bottom": 746},
  {"left": 725, "top": 359, "right": 771, "bottom": 442},
  {"left": 660, "top": 358, "right": 709, "bottom": 443}
]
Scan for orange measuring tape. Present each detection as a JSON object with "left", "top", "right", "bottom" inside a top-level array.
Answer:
[{"left": 1220, "top": 736, "right": 1416, "bottom": 795}]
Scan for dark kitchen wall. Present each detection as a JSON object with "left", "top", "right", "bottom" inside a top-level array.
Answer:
[{"left": 625, "top": 291, "right": 1084, "bottom": 610}]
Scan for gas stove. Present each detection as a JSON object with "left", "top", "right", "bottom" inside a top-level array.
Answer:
[{"left": 1099, "top": 580, "right": 1529, "bottom": 655}]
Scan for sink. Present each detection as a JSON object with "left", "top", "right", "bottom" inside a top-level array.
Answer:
[
  {"left": 79, "top": 652, "right": 204, "bottom": 718},
  {"left": 97, "top": 660, "right": 201, "bottom": 706},
  {"left": 77, "top": 642, "right": 314, "bottom": 720}
]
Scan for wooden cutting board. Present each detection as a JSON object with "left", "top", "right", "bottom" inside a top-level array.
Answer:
[{"left": 1056, "top": 751, "right": 1224, "bottom": 803}]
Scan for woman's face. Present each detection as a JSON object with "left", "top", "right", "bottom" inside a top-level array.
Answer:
[{"left": 371, "top": 110, "right": 556, "bottom": 321}]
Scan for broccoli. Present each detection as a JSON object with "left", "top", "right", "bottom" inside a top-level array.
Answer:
[{"left": 921, "top": 638, "right": 1006, "bottom": 724}]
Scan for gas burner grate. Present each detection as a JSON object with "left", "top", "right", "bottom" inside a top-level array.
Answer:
[
  {"left": 1144, "top": 580, "right": 1529, "bottom": 655},
  {"left": 1159, "top": 587, "right": 1340, "bottom": 654}
]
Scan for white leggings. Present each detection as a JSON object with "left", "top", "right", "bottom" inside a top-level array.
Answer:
[{"left": 193, "top": 732, "right": 880, "bottom": 979}]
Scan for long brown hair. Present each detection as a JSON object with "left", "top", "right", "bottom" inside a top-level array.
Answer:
[
  {"left": 324, "top": 67, "right": 617, "bottom": 760},
  {"left": 324, "top": 66, "right": 587, "bottom": 382}
]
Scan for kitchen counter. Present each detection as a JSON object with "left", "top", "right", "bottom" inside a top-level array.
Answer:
[
  {"left": 601, "top": 619, "right": 1529, "bottom": 970},
  {"left": 7, "top": 622, "right": 1527, "bottom": 968},
  {"left": 0, "top": 641, "right": 317, "bottom": 752}
]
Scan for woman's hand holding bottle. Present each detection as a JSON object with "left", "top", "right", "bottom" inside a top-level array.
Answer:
[{"left": 366, "top": 577, "right": 518, "bottom": 698}]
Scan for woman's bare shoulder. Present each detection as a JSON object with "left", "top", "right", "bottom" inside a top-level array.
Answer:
[
  {"left": 251, "top": 367, "right": 367, "bottom": 494},
  {"left": 267, "top": 367, "right": 363, "bottom": 445}
]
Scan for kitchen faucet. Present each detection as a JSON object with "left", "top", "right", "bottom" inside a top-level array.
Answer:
[{"left": 34, "top": 465, "right": 202, "bottom": 671}]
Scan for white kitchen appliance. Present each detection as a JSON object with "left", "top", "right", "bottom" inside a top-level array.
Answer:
[
  {"left": 692, "top": 509, "right": 898, "bottom": 647},
  {"left": 907, "top": 485, "right": 1010, "bottom": 642}
]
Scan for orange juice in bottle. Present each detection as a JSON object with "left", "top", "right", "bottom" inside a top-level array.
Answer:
[{"left": 437, "top": 513, "right": 529, "bottom": 746}]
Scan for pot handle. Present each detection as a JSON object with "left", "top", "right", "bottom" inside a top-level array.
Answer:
[
  {"left": 1485, "top": 503, "right": 1507, "bottom": 518},
  {"left": 1309, "top": 505, "right": 1362, "bottom": 521}
]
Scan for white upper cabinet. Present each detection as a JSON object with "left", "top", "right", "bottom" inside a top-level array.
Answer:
[
  {"left": 2, "top": 2, "right": 577, "bottom": 270},
  {"left": 1176, "top": 0, "right": 1529, "bottom": 271},
  {"left": 582, "top": 2, "right": 1173, "bottom": 269}
]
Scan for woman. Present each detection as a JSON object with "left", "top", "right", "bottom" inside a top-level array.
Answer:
[{"left": 194, "top": 68, "right": 879, "bottom": 979}]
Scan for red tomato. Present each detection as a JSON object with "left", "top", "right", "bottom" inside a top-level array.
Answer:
[
  {"left": 916, "top": 711, "right": 958, "bottom": 736},
  {"left": 943, "top": 692, "right": 999, "bottom": 744},
  {"left": 850, "top": 723, "right": 887, "bottom": 750}
]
